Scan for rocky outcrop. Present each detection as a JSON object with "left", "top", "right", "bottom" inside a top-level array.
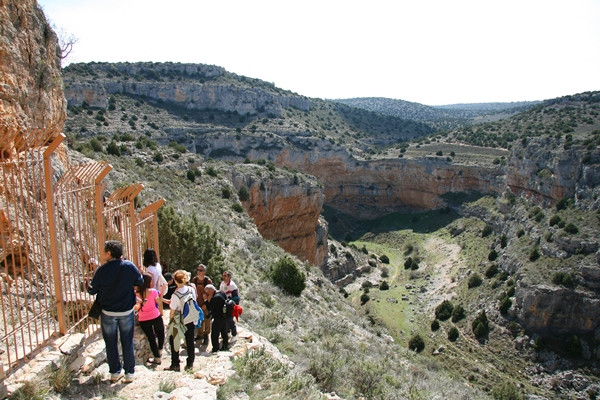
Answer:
[
  {"left": 514, "top": 281, "right": 600, "bottom": 337},
  {"left": 229, "top": 167, "right": 326, "bottom": 266},
  {"left": 0, "top": 0, "right": 66, "bottom": 157},
  {"left": 63, "top": 62, "right": 314, "bottom": 117},
  {"left": 506, "top": 137, "right": 600, "bottom": 209}
]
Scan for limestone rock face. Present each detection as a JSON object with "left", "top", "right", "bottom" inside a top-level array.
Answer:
[
  {"left": 0, "top": 0, "right": 66, "bottom": 157},
  {"left": 63, "top": 63, "right": 313, "bottom": 117},
  {"left": 514, "top": 281, "right": 600, "bottom": 336},
  {"left": 229, "top": 168, "right": 326, "bottom": 267}
]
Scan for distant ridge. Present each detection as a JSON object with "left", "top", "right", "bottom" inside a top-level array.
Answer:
[{"left": 331, "top": 97, "right": 540, "bottom": 129}]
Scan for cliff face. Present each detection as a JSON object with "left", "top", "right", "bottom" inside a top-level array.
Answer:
[
  {"left": 515, "top": 282, "right": 600, "bottom": 337},
  {"left": 505, "top": 137, "right": 599, "bottom": 208},
  {"left": 229, "top": 168, "right": 327, "bottom": 267},
  {"left": 0, "top": 0, "right": 66, "bottom": 157},
  {"left": 63, "top": 63, "right": 314, "bottom": 118}
]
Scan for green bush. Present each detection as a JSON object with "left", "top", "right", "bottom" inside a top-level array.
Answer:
[
  {"left": 499, "top": 296, "right": 512, "bottom": 315},
  {"left": 472, "top": 311, "right": 489, "bottom": 339},
  {"left": 269, "top": 256, "right": 306, "bottom": 297},
  {"left": 379, "top": 281, "right": 389, "bottom": 290},
  {"left": 360, "top": 293, "right": 370, "bottom": 305},
  {"left": 488, "top": 249, "right": 498, "bottom": 261},
  {"left": 221, "top": 187, "right": 231, "bottom": 198},
  {"left": 564, "top": 223, "right": 579, "bottom": 234},
  {"left": 447, "top": 327, "right": 459, "bottom": 342},
  {"left": 552, "top": 272, "right": 575, "bottom": 288},
  {"left": 431, "top": 319, "right": 440, "bottom": 331},
  {"left": 491, "top": 382, "right": 524, "bottom": 400},
  {"left": 435, "top": 300, "right": 454, "bottom": 321},
  {"left": 517, "top": 229, "right": 525, "bottom": 238},
  {"left": 485, "top": 264, "right": 498, "bottom": 278},
  {"left": 500, "top": 234, "right": 508, "bottom": 248},
  {"left": 157, "top": 205, "right": 224, "bottom": 276},
  {"left": 468, "top": 273, "right": 482, "bottom": 288},
  {"left": 549, "top": 215, "right": 561, "bottom": 226},
  {"left": 379, "top": 254, "right": 390, "bottom": 264},
  {"left": 482, "top": 224, "right": 493, "bottom": 237},
  {"left": 529, "top": 248, "right": 540, "bottom": 261},
  {"left": 238, "top": 186, "right": 250, "bottom": 201},
  {"left": 232, "top": 203, "right": 244, "bottom": 213},
  {"left": 408, "top": 334, "right": 425, "bottom": 352},
  {"left": 451, "top": 305, "right": 466, "bottom": 322}
]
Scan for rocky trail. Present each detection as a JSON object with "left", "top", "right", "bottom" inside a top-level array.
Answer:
[{"left": 5, "top": 319, "right": 284, "bottom": 400}]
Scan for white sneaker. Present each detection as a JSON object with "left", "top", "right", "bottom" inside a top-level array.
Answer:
[
  {"left": 110, "top": 371, "right": 123, "bottom": 382},
  {"left": 124, "top": 373, "right": 135, "bottom": 383}
]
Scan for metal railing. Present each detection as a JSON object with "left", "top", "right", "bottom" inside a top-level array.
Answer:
[{"left": 0, "top": 134, "right": 163, "bottom": 374}]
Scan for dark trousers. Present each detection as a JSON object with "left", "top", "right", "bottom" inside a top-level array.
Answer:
[
  {"left": 139, "top": 315, "right": 165, "bottom": 358},
  {"left": 169, "top": 322, "right": 195, "bottom": 367},
  {"left": 211, "top": 318, "right": 228, "bottom": 351},
  {"left": 226, "top": 317, "right": 237, "bottom": 336}
]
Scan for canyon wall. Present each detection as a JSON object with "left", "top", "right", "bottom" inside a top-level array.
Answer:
[
  {"left": 0, "top": 0, "right": 66, "bottom": 157},
  {"left": 228, "top": 167, "right": 326, "bottom": 266}
]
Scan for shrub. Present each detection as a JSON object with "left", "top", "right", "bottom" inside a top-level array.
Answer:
[
  {"left": 448, "top": 327, "right": 459, "bottom": 342},
  {"left": 472, "top": 311, "right": 489, "bottom": 339},
  {"left": 404, "top": 257, "right": 413, "bottom": 270},
  {"left": 431, "top": 319, "right": 440, "bottom": 331},
  {"left": 451, "top": 305, "right": 466, "bottom": 322},
  {"left": 232, "top": 203, "right": 244, "bottom": 213},
  {"left": 106, "top": 140, "right": 121, "bottom": 156},
  {"left": 379, "top": 254, "right": 390, "bottom": 264},
  {"left": 549, "top": 215, "right": 561, "bottom": 226},
  {"left": 186, "top": 170, "right": 196, "bottom": 182},
  {"left": 556, "top": 197, "right": 572, "bottom": 211},
  {"left": 499, "top": 296, "right": 512, "bottom": 315},
  {"left": 408, "top": 334, "right": 425, "bottom": 352},
  {"left": 485, "top": 264, "right": 498, "bottom": 278},
  {"left": 468, "top": 273, "right": 483, "bottom": 288},
  {"left": 517, "top": 229, "right": 525, "bottom": 238},
  {"left": 269, "top": 256, "right": 306, "bottom": 296},
  {"left": 435, "top": 300, "right": 454, "bottom": 321},
  {"left": 488, "top": 249, "right": 498, "bottom": 261},
  {"left": 508, "top": 322, "right": 521, "bottom": 338},
  {"left": 153, "top": 152, "right": 164, "bottom": 162},
  {"left": 379, "top": 280, "right": 389, "bottom": 290},
  {"left": 90, "top": 138, "right": 103, "bottom": 152},
  {"left": 491, "top": 382, "right": 524, "bottom": 400},
  {"left": 552, "top": 271, "right": 575, "bottom": 288},
  {"left": 221, "top": 187, "right": 231, "bottom": 198},
  {"left": 360, "top": 293, "right": 370, "bottom": 305},
  {"left": 48, "top": 363, "right": 72, "bottom": 394},
  {"left": 500, "top": 234, "right": 508, "bottom": 248},
  {"left": 529, "top": 247, "right": 540, "bottom": 261},
  {"left": 482, "top": 224, "right": 493, "bottom": 237},
  {"left": 238, "top": 186, "right": 250, "bottom": 201},
  {"left": 564, "top": 223, "right": 579, "bottom": 234},
  {"left": 157, "top": 205, "right": 224, "bottom": 276}
]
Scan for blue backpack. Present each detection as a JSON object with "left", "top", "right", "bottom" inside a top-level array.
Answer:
[{"left": 174, "top": 289, "right": 204, "bottom": 327}]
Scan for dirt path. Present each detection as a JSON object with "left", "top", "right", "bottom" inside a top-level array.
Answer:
[{"left": 420, "top": 237, "right": 461, "bottom": 311}]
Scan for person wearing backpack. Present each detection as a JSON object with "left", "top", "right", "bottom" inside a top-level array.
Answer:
[
  {"left": 134, "top": 274, "right": 165, "bottom": 365},
  {"left": 166, "top": 269, "right": 198, "bottom": 371},
  {"left": 191, "top": 263, "right": 212, "bottom": 345},
  {"left": 204, "top": 284, "right": 231, "bottom": 353}
]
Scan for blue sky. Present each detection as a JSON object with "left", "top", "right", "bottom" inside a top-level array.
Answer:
[{"left": 38, "top": 0, "right": 600, "bottom": 105}]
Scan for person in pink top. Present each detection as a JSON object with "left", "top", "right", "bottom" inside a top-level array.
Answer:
[{"left": 135, "top": 274, "right": 165, "bottom": 365}]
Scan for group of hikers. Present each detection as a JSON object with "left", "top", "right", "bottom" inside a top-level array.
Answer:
[{"left": 86, "top": 240, "right": 241, "bottom": 383}]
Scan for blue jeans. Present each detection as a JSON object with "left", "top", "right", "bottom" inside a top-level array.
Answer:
[{"left": 101, "top": 312, "right": 135, "bottom": 374}]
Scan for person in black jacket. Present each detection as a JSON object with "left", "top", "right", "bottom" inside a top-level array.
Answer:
[
  {"left": 204, "top": 284, "right": 228, "bottom": 353},
  {"left": 88, "top": 240, "right": 143, "bottom": 383}
]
